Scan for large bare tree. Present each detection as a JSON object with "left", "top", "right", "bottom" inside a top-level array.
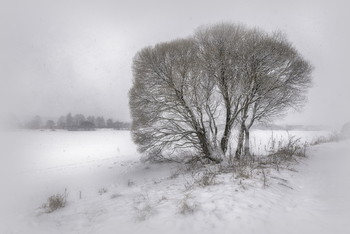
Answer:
[
  {"left": 194, "top": 24, "right": 248, "bottom": 156},
  {"left": 233, "top": 31, "right": 313, "bottom": 158},
  {"left": 130, "top": 39, "right": 222, "bottom": 162},
  {"left": 129, "top": 23, "right": 313, "bottom": 163}
]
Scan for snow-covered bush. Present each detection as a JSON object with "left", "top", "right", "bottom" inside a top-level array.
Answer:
[
  {"left": 42, "top": 191, "right": 67, "bottom": 213},
  {"left": 184, "top": 166, "right": 222, "bottom": 189},
  {"left": 311, "top": 132, "right": 340, "bottom": 145},
  {"left": 195, "top": 168, "right": 218, "bottom": 187},
  {"left": 267, "top": 135, "right": 307, "bottom": 161},
  {"left": 133, "top": 193, "right": 157, "bottom": 221},
  {"left": 178, "top": 194, "right": 199, "bottom": 215},
  {"left": 98, "top": 187, "right": 108, "bottom": 195}
]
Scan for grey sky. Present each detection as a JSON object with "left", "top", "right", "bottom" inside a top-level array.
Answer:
[{"left": 1, "top": 0, "right": 349, "bottom": 126}]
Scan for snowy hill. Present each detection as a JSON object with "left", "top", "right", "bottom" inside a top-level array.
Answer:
[{"left": 1, "top": 130, "right": 349, "bottom": 234}]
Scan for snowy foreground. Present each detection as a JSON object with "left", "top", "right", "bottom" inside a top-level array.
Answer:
[{"left": 1, "top": 130, "right": 349, "bottom": 234}]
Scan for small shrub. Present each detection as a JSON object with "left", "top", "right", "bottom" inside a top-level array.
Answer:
[
  {"left": 232, "top": 157, "right": 254, "bottom": 179},
  {"left": 184, "top": 167, "right": 219, "bottom": 189},
  {"left": 235, "top": 165, "right": 251, "bottom": 179},
  {"left": 261, "top": 169, "right": 268, "bottom": 188},
  {"left": 135, "top": 204, "right": 155, "bottom": 221},
  {"left": 169, "top": 170, "right": 180, "bottom": 179},
  {"left": 311, "top": 132, "right": 340, "bottom": 145},
  {"left": 98, "top": 188, "right": 108, "bottom": 195},
  {"left": 127, "top": 179, "right": 135, "bottom": 187},
  {"left": 271, "top": 135, "right": 307, "bottom": 160},
  {"left": 159, "top": 196, "right": 167, "bottom": 202},
  {"left": 42, "top": 189, "right": 67, "bottom": 213},
  {"left": 178, "top": 194, "right": 198, "bottom": 215},
  {"left": 196, "top": 169, "right": 217, "bottom": 187},
  {"left": 133, "top": 193, "right": 157, "bottom": 221}
]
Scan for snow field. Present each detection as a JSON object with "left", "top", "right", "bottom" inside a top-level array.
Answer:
[{"left": 1, "top": 129, "right": 348, "bottom": 234}]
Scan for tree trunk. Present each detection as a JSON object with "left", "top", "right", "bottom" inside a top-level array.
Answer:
[
  {"left": 176, "top": 93, "right": 221, "bottom": 163},
  {"left": 198, "top": 132, "right": 221, "bottom": 163},
  {"left": 220, "top": 98, "right": 232, "bottom": 155},
  {"left": 220, "top": 123, "right": 231, "bottom": 156},
  {"left": 235, "top": 102, "right": 249, "bottom": 160},
  {"left": 235, "top": 122, "right": 245, "bottom": 160},
  {"left": 244, "top": 128, "right": 251, "bottom": 157}
]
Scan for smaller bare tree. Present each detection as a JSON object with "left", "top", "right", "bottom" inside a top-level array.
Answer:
[
  {"left": 130, "top": 39, "right": 222, "bottom": 162},
  {"left": 234, "top": 32, "right": 312, "bottom": 158}
]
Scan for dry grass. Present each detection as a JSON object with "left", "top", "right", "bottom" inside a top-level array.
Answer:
[
  {"left": 133, "top": 193, "right": 157, "bottom": 221},
  {"left": 98, "top": 187, "right": 108, "bottom": 195},
  {"left": 311, "top": 132, "right": 341, "bottom": 145},
  {"left": 178, "top": 193, "right": 198, "bottom": 215},
  {"left": 42, "top": 189, "right": 68, "bottom": 213}
]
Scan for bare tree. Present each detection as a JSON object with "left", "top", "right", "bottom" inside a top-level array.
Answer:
[
  {"left": 129, "top": 23, "right": 313, "bottom": 163},
  {"left": 106, "top": 118, "right": 114, "bottom": 128},
  {"left": 57, "top": 115, "right": 66, "bottom": 129},
  {"left": 66, "top": 113, "right": 74, "bottom": 130},
  {"left": 195, "top": 24, "right": 248, "bottom": 156},
  {"left": 96, "top": 116, "right": 106, "bottom": 128},
  {"left": 45, "top": 120, "right": 56, "bottom": 130},
  {"left": 26, "top": 115, "right": 42, "bottom": 129},
  {"left": 87, "top": 116, "right": 95, "bottom": 125},
  {"left": 233, "top": 31, "right": 313, "bottom": 158},
  {"left": 73, "top": 114, "right": 86, "bottom": 127},
  {"left": 130, "top": 39, "right": 221, "bottom": 162}
]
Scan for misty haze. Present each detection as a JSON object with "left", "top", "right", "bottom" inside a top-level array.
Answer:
[{"left": 0, "top": 1, "right": 350, "bottom": 234}]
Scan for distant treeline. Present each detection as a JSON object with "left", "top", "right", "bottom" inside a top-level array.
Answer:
[{"left": 24, "top": 113, "right": 130, "bottom": 131}]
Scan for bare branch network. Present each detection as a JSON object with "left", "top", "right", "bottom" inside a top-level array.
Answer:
[{"left": 129, "top": 23, "right": 312, "bottom": 163}]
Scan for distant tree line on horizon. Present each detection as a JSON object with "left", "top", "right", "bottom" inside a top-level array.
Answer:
[{"left": 24, "top": 113, "right": 131, "bottom": 131}]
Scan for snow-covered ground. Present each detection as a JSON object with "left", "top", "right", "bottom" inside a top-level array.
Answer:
[{"left": 1, "top": 129, "right": 348, "bottom": 234}]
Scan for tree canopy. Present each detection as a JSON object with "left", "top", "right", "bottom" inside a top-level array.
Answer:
[{"left": 130, "top": 23, "right": 313, "bottom": 163}]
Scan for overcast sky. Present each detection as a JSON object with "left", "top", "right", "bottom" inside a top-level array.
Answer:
[{"left": 1, "top": 0, "right": 349, "bottom": 126}]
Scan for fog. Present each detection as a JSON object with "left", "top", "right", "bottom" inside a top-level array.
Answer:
[
  {"left": 1, "top": 2, "right": 350, "bottom": 232},
  {"left": 1, "top": 0, "right": 349, "bottom": 126}
]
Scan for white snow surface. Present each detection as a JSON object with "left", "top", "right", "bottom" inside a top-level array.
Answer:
[{"left": 0, "top": 129, "right": 349, "bottom": 234}]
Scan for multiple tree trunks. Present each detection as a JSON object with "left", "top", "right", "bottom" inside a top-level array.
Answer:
[{"left": 129, "top": 23, "right": 312, "bottom": 163}]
